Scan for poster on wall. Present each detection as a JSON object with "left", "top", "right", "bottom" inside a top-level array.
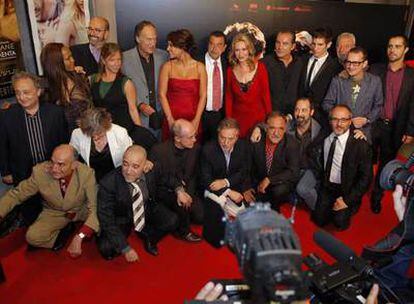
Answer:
[
  {"left": 0, "top": 0, "right": 22, "bottom": 100},
  {"left": 27, "top": 0, "right": 90, "bottom": 73}
]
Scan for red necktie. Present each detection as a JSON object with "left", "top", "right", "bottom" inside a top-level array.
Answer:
[
  {"left": 212, "top": 61, "right": 221, "bottom": 111},
  {"left": 265, "top": 144, "right": 275, "bottom": 174}
]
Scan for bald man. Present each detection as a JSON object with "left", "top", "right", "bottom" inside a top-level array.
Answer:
[
  {"left": 150, "top": 119, "right": 203, "bottom": 242},
  {"left": 70, "top": 17, "right": 109, "bottom": 75},
  {"left": 97, "top": 145, "right": 178, "bottom": 261},
  {"left": 0, "top": 145, "right": 99, "bottom": 257}
]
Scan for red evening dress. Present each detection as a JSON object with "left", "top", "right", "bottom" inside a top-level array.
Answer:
[
  {"left": 225, "top": 61, "right": 272, "bottom": 138},
  {"left": 162, "top": 77, "right": 200, "bottom": 140}
]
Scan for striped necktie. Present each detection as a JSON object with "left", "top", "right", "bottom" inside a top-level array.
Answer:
[{"left": 130, "top": 182, "right": 145, "bottom": 232}]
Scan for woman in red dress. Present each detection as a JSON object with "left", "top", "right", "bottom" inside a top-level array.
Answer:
[
  {"left": 159, "top": 29, "right": 207, "bottom": 140},
  {"left": 225, "top": 33, "right": 271, "bottom": 138}
]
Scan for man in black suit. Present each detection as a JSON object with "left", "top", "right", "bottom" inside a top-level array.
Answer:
[
  {"left": 311, "top": 105, "right": 372, "bottom": 230},
  {"left": 97, "top": 145, "right": 178, "bottom": 261},
  {"left": 201, "top": 118, "right": 249, "bottom": 247},
  {"left": 370, "top": 35, "right": 414, "bottom": 213},
  {"left": 150, "top": 119, "right": 203, "bottom": 242},
  {"left": 0, "top": 72, "right": 68, "bottom": 226},
  {"left": 202, "top": 31, "right": 228, "bottom": 142},
  {"left": 299, "top": 28, "right": 339, "bottom": 127},
  {"left": 244, "top": 112, "right": 300, "bottom": 211},
  {"left": 263, "top": 31, "right": 304, "bottom": 115},
  {"left": 70, "top": 17, "right": 109, "bottom": 76}
]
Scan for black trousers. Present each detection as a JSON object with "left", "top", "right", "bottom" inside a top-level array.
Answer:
[
  {"left": 255, "top": 182, "right": 293, "bottom": 211},
  {"left": 312, "top": 182, "right": 357, "bottom": 230},
  {"left": 128, "top": 125, "right": 158, "bottom": 152},
  {"left": 203, "top": 197, "right": 226, "bottom": 248},
  {"left": 201, "top": 110, "right": 224, "bottom": 143},
  {"left": 371, "top": 120, "right": 399, "bottom": 195},
  {"left": 156, "top": 189, "right": 204, "bottom": 236},
  {"left": 97, "top": 203, "right": 178, "bottom": 259}
]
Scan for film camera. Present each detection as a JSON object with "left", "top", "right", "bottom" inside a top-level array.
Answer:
[{"left": 380, "top": 152, "right": 414, "bottom": 192}]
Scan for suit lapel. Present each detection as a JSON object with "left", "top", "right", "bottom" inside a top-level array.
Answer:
[
  {"left": 132, "top": 49, "right": 147, "bottom": 85},
  {"left": 396, "top": 67, "right": 411, "bottom": 109},
  {"left": 340, "top": 135, "right": 353, "bottom": 182},
  {"left": 311, "top": 56, "right": 331, "bottom": 87},
  {"left": 215, "top": 142, "right": 228, "bottom": 174}
]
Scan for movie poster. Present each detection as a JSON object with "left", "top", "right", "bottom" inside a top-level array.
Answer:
[
  {"left": 27, "top": 0, "right": 90, "bottom": 73},
  {"left": 0, "top": 0, "right": 22, "bottom": 100}
]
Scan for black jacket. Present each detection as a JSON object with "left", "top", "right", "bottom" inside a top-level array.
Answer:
[
  {"left": 97, "top": 167, "right": 159, "bottom": 252},
  {"left": 200, "top": 139, "right": 249, "bottom": 194},
  {"left": 70, "top": 43, "right": 99, "bottom": 76},
  {"left": 247, "top": 134, "right": 300, "bottom": 189},
  {"left": 369, "top": 63, "right": 414, "bottom": 150},
  {"left": 309, "top": 132, "right": 373, "bottom": 208},
  {"left": 0, "top": 102, "right": 69, "bottom": 184}
]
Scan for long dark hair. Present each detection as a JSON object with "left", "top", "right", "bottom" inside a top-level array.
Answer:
[
  {"left": 167, "top": 29, "right": 198, "bottom": 59},
  {"left": 40, "top": 42, "right": 89, "bottom": 105}
]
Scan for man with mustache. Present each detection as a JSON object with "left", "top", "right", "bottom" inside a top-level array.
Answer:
[
  {"left": 310, "top": 105, "right": 372, "bottom": 230},
  {"left": 244, "top": 112, "right": 300, "bottom": 211},
  {"left": 70, "top": 16, "right": 109, "bottom": 76}
]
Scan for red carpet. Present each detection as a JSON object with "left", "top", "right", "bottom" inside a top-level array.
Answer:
[{"left": 0, "top": 191, "right": 400, "bottom": 304}]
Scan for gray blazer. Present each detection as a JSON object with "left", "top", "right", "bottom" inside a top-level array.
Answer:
[
  {"left": 322, "top": 72, "right": 383, "bottom": 141},
  {"left": 122, "top": 47, "right": 169, "bottom": 133}
]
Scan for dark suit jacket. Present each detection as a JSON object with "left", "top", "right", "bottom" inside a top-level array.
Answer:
[
  {"left": 310, "top": 132, "right": 373, "bottom": 209},
  {"left": 299, "top": 55, "right": 338, "bottom": 122},
  {"left": 369, "top": 63, "right": 414, "bottom": 150},
  {"left": 70, "top": 43, "right": 99, "bottom": 76},
  {"left": 247, "top": 134, "right": 300, "bottom": 189},
  {"left": 263, "top": 54, "right": 304, "bottom": 114},
  {"left": 149, "top": 140, "right": 200, "bottom": 194},
  {"left": 0, "top": 102, "right": 69, "bottom": 184},
  {"left": 97, "top": 167, "right": 160, "bottom": 252},
  {"left": 200, "top": 139, "right": 249, "bottom": 194}
]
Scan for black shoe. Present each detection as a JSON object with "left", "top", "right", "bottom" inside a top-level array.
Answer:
[
  {"left": 144, "top": 238, "right": 159, "bottom": 256},
  {"left": 370, "top": 192, "right": 383, "bottom": 214},
  {"left": 26, "top": 244, "right": 40, "bottom": 252},
  {"left": 52, "top": 222, "right": 76, "bottom": 251},
  {"left": 180, "top": 232, "right": 202, "bottom": 243}
]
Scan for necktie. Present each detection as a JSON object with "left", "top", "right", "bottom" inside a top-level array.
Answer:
[
  {"left": 59, "top": 179, "right": 67, "bottom": 197},
  {"left": 265, "top": 144, "right": 275, "bottom": 174},
  {"left": 130, "top": 183, "right": 145, "bottom": 232},
  {"left": 305, "top": 58, "right": 318, "bottom": 91},
  {"left": 212, "top": 60, "right": 221, "bottom": 111},
  {"left": 325, "top": 136, "right": 338, "bottom": 182}
]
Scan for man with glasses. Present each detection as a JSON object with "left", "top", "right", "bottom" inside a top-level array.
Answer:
[
  {"left": 323, "top": 47, "right": 383, "bottom": 143},
  {"left": 310, "top": 105, "right": 372, "bottom": 230},
  {"left": 149, "top": 119, "right": 203, "bottom": 242},
  {"left": 70, "top": 17, "right": 109, "bottom": 76},
  {"left": 369, "top": 35, "right": 414, "bottom": 213}
]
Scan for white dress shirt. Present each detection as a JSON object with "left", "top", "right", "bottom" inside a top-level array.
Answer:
[
  {"left": 324, "top": 129, "right": 350, "bottom": 184},
  {"left": 205, "top": 52, "right": 224, "bottom": 111},
  {"left": 306, "top": 52, "right": 329, "bottom": 86}
]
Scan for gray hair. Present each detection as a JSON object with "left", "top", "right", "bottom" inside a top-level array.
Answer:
[
  {"left": 336, "top": 32, "right": 356, "bottom": 47},
  {"left": 12, "top": 71, "right": 41, "bottom": 89},
  {"left": 79, "top": 107, "right": 112, "bottom": 137}
]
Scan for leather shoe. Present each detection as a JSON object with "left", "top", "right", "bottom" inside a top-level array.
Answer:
[
  {"left": 144, "top": 238, "right": 159, "bottom": 256},
  {"left": 370, "top": 192, "right": 383, "bottom": 214},
  {"left": 180, "top": 232, "right": 202, "bottom": 243},
  {"left": 52, "top": 222, "right": 76, "bottom": 251}
]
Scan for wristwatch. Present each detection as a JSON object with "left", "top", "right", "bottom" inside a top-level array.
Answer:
[{"left": 78, "top": 232, "right": 86, "bottom": 239}]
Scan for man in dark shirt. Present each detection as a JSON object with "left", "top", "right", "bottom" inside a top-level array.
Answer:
[
  {"left": 263, "top": 31, "right": 304, "bottom": 115},
  {"left": 370, "top": 35, "right": 414, "bottom": 213},
  {"left": 150, "top": 119, "right": 203, "bottom": 242},
  {"left": 122, "top": 20, "right": 169, "bottom": 137}
]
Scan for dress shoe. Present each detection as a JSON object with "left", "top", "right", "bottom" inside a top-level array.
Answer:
[
  {"left": 144, "top": 238, "right": 159, "bottom": 256},
  {"left": 26, "top": 244, "right": 40, "bottom": 252},
  {"left": 180, "top": 232, "right": 202, "bottom": 243},
  {"left": 370, "top": 192, "right": 383, "bottom": 214}
]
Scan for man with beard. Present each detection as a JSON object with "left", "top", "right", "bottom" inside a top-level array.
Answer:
[
  {"left": 287, "top": 98, "right": 325, "bottom": 210},
  {"left": 122, "top": 20, "right": 169, "bottom": 137},
  {"left": 369, "top": 35, "right": 414, "bottom": 213},
  {"left": 244, "top": 112, "right": 300, "bottom": 211},
  {"left": 263, "top": 31, "right": 304, "bottom": 115},
  {"left": 311, "top": 105, "right": 372, "bottom": 230},
  {"left": 70, "top": 16, "right": 109, "bottom": 76}
]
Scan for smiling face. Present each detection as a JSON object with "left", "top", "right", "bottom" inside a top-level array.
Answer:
[
  {"left": 266, "top": 116, "right": 286, "bottom": 145},
  {"left": 234, "top": 41, "right": 250, "bottom": 63},
  {"left": 330, "top": 106, "right": 352, "bottom": 136},
  {"left": 102, "top": 51, "right": 122, "bottom": 74},
  {"left": 137, "top": 25, "right": 157, "bottom": 57},
  {"left": 345, "top": 51, "right": 367, "bottom": 78},
  {"left": 294, "top": 99, "right": 314, "bottom": 127},
  {"left": 13, "top": 78, "right": 41, "bottom": 113},
  {"left": 87, "top": 18, "right": 108, "bottom": 48}
]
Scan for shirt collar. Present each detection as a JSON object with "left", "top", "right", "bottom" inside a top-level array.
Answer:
[
  {"left": 312, "top": 52, "right": 329, "bottom": 62},
  {"left": 205, "top": 52, "right": 221, "bottom": 66},
  {"left": 330, "top": 129, "right": 350, "bottom": 146}
]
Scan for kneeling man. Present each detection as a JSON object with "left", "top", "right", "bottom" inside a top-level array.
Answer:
[{"left": 97, "top": 145, "right": 178, "bottom": 262}]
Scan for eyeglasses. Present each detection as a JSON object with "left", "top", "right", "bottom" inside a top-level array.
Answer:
[
  {"left": 87, "top": 27, "right": 106, "bottom": 33},
  {"left": 344, "top": 60, "right": 365, "bottom": 67},
  {"left": 330, "top": 117, "right": 351, "bottom": 124}
]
